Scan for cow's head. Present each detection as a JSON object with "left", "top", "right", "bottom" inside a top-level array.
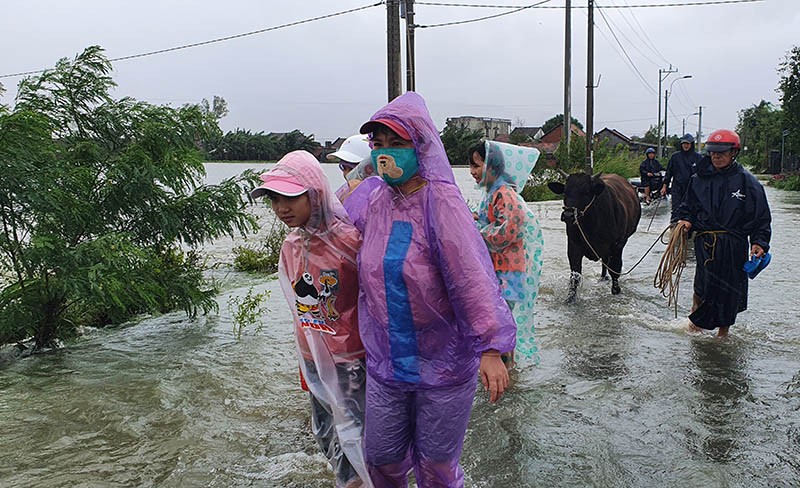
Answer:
[{"left": 548, "top": 172, "right": 606, "bottom": 223}]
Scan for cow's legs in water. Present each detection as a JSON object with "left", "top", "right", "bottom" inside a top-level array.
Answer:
[
  {"left": 600, "top": 256, "right": 611, "bottom": 281},
  {"left": 609, "top": 248, "right": 623, "bottom": 294},
  {"left": 566, "top": 242, "right": 583, "bottom": 303}
]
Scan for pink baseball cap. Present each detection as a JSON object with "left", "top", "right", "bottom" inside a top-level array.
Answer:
[
  {"left": 359, "top": 118, "right": 412, "bottom": 141},
  {"left": 250, "top": 169, "right": 307, "bottom": 199}
]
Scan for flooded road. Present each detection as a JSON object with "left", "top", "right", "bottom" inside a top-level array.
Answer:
[{"left": 1, "top": 164, "right": 798, "bottom": 487}]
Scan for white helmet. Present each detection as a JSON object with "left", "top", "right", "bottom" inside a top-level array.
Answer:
[{"left": 327, "top": 134, "right": 372, "bottom": 164}]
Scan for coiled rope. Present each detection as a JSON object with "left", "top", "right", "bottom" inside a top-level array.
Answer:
[{"left": 654, "top": 226, "right": 689, "bottom": 318}]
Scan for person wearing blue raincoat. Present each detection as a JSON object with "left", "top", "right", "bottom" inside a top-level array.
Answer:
[
  {"left": 352, "top": 92, "right": 517, "bottom": 487},
  {"left": 468, "top": 141, "right": 544, "bottom": 365}
]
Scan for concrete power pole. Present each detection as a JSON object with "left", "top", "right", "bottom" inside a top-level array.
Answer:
[
  {"left": 563, "top": 0, "right": 571, "bottom": 155},
  {"left": 404, "top": 0, "right": 416, "bottom": 92},
  {"left": 387, "top": 0, "right": 402, "bottom": 101},
  {"left": 696, "top": 106, "right": 703, "bottom": 152},
  {"left": 657, "top": 66, "right": 677, "bottom": 158},
  {"left": 585, "top": 0, "right": 594, "bottom": 175}
]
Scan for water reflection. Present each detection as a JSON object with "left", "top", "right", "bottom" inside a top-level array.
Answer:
[
  {"left": 685, "top": 338, "right": 750, "bottom": 463},
  {"left": 560, "top": 307, "right": 630, "bottom": 381}
]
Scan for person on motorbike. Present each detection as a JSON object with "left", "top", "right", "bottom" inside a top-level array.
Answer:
[{"left": 640, "top": 147, "right": 663, "bottom": 204}]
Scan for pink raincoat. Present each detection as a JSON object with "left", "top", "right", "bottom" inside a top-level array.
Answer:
[{"left": 270, "top": 151, "right": 372, "bottom": 488}]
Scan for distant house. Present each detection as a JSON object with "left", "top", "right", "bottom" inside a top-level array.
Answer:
[
  {"left": 510, "top": 126, "right": 544, "bottom": 143},
  {"left": 595, "top": 127, "right": 631, "bottom": 148},
  {"left": 446, "top": 116, "right": 512, "bottom": 139},
  {"left": 320, "top": 137, "right": 347, "bottom": 161},
  {"left": 539, "top": 123, "right": 585, "bottom": 144}
]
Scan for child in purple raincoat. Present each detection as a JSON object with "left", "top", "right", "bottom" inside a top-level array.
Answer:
[{"left": 353, "top": 92, "right": 517, "bottom": 487}]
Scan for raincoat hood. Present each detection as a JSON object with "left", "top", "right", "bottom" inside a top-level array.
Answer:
[
  {"left": 481, "top": 141, "right": 540, "bottom": 193},
  {"left": 362, "top": 92, "right": 456, "bottom": 185},
  {"left": 257, "top": 150, "right": 349, "bottom": 233}
]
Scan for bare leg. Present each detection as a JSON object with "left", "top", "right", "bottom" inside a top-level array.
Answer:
[
  {"left": 717, "top": 326, "right": 730, "bottom": 338},
  {"left": 687, "top": 293, "right": 704, "bottom": 333}
]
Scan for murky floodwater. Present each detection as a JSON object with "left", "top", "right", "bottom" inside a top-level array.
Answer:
[{"left": 1, "top": 163, "right": 798, "bottom": 487}]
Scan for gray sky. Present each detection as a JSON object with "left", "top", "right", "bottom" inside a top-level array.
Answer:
[{"left": 2, "top": 0, "right": 797, "bottom": 144}]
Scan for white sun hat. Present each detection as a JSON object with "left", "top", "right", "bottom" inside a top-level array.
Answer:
[{"left": 327, "top": 134, "right": 372, "bottom": 165}]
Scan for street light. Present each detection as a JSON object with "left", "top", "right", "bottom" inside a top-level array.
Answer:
[
  {"left": 663, "top": 75, "right": 692, "bottom": 157},
  {"left": 682, "top": 111, "right": 700, "bottom": 136}
]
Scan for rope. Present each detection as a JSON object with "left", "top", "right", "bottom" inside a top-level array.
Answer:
[
  {"left": 654, "top": 226, "right": 688, "bottom": 318},
  {"left": 572, "top": 213, "right": 669, "bottom": 278}
]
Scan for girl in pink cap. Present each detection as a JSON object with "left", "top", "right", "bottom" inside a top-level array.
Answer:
[{"left": 251, "top": 150, "right": 372, "bottom": 488}]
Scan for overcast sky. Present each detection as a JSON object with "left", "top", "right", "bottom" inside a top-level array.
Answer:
[{"left": 1, "top": 0, "right": 797, "bottom": 144}]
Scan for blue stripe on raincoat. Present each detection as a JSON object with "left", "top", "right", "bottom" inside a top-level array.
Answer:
[{"left": 384, "top": 220, "right": 420, "bottom": 383}]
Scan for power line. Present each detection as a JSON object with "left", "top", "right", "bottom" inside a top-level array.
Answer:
[
  {"left": 415, "top": 0, "right": 552, "bottom": 28},
  {"left": 595, "top": 1, "right": 661, "bottom": 69},
  {"left": 416, "top": 0, "right": 763, "bottom": 8},
  {"left": 594, "top": 1, "right": 656, "bottom": 94},
  {"left": 0, "top": 2, "right": 384, "bottom": 80},
  {"left": 613, "top": 0, "right": 672, "bottom": 66}
]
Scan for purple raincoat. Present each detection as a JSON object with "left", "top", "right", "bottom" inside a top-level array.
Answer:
[{"left": 355, "top": 93, "right": 516, "bottom": 487}]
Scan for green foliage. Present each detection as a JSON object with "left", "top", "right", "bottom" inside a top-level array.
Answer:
[
  {"left": 541, "top": 114, "right": 584, "bottom": 135},
  {"left": 228, "top": 287, "right": 270, "bottom": 340},
  {"left": 552, "top": 136, "right": 639, "bottom": 178},
  {"left": 440, "top": 124, "right": 484, "bottom": 165},
  {"left": 736, "top": 100, "right": 783, "bottom": 172},
  {"left": 204, "top": 128, "right": 320, "bottom": 161},
  {"left": 520, "top": 182, "right": 559, "bottom": 202},
  {"left": 0, "top": 46, "right": 259, "bottom": 350},
  {"left": 770, "top": 174, "right": 800, "bottom": 190},
  {"left": 778, "top": 46, "right": 800, "bottom": 157},
  {"left": 233, "top": 221, "right": 289, "bottom": 273}
]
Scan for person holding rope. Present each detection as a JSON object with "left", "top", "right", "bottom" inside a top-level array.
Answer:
[{"left": 674, "top": 129, "right": 772, "bottom": 338}]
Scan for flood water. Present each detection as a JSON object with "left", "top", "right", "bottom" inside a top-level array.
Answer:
[{"left": 1, "top": 163, "right": 798, "bottom": 487}]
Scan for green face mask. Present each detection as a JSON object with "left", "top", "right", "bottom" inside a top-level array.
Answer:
[{"left": 371, "top": 148, "right": 419, "bottom": 186}]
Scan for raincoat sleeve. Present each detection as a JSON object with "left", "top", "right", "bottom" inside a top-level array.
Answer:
[
  {"left": 427, "top": 185, "right": 516, "bottom": 354},
  {"left": 478, "top": 186, "right": 524, "bottom": 252},
  {"left": 276, "top": 239, "right": 308, "bottom": 389},
  {"left": 675, "top": 175, "right": 698, "bottom": 225},
  {"left": 664, "top": 156, "right": 675, "bottom": 187},
  {"left": 639, "top": 160, "right": 649, "bottom": 179},
  {"left": 744, "top": 174, "right": 772, "bottom": 252}
]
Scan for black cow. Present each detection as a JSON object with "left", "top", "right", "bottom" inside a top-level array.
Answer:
[{"left": 548, "top": 173, "right": 641, "bottom": 302}]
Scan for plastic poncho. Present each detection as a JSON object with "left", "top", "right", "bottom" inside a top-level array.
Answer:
[
  {"left": 675, "top": 158, "right": 772, "bottom": 329},
  {"left": 356, "top": 92, "right": 517, "bottom": 487},
  {"left": 355, "top": 92, "right": 517, "bottom": 389},
  {"left": 270, "top": 151, "right": 372, "bottom": 487},
  {"left": 476, "top": 141, "right": 544, "bottom": 361}
]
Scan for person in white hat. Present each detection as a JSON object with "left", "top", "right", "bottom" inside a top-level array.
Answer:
[{"left": 328, "top": 134, "right": 372, "bottom": 179}]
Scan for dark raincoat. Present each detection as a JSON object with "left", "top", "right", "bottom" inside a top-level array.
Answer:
[
  {"left": 675, "top": 158, "right": 772, "bottom": 329},
  {"left": 664, "top": 141, "right": 701, "bottom": 220},
  {"left": 639, "top": 156, "right": 663, "bottom": 191}
]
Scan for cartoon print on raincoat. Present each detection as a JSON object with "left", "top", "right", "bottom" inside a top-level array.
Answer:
[
  {"left": 476, "top": 141, "right": 544, "bottom": 361},
  {"left": 270, "top": 151, "right": 373, "bottom": 487}
]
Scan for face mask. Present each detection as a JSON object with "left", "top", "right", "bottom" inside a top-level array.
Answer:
[{"left": 371, "top": 148, "right": 419, "bottom": 186}]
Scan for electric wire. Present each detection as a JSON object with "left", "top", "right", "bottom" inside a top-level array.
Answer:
[
  {"left": 613, "top": 0, "right": 673, "bottom": 66},
  {"left": 595, "top": 1, "right": 662, "bottom": 69},
  {"left": 414, "top": 0, "right": 552, "bottom": 28},
  {"left": 416, "top": 0, "right": 763, "bottom": 8},
  {"left": 594, "top": 1, "right": 657, "bottom": 94},
  {"left": 0, "top": 2, "right": 384, "bottom": 79}
]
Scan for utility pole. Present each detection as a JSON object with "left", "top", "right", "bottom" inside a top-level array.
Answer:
[
  {"left": 387, "top": 0, "right": 402, "bottom": 101},
  {"left": 585, "top": 0, "right": 594, "bottom": 174},
  {"left": 657, "top": 66, "right": 677, "bottom": 159},
  {"left": 404, "top": 0, "right": 416, "bottom": 92},
  {"left": 696, "top": 105, "right": 703, "bottom": 152},
  {"left": 563, "top": 0, "right": 571, "bottom": 155}
]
